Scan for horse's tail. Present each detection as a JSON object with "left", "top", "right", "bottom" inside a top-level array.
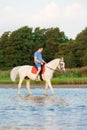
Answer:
[{"left": 10, "top": 66, "right": 21, "bottom": 82}]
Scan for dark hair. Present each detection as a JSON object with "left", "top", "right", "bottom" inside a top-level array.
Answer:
[{"left": 38, "top": 45, "right": 43, "bottom": 49}]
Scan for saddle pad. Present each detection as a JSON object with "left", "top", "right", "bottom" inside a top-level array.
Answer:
[{"left": 31, "top": 66, "right": 45, "bottom": 74}]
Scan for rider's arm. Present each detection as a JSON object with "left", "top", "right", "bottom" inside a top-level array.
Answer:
[
  {"left": 42, "top": 59, "right": 46, "bottom": 64},
  {"left": 34, "top": 56, "right": 42, "bottom": 64}
]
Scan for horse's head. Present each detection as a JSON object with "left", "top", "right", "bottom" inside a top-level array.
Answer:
[{"left": 58, "top": 57, "right": 65, "bottom": 73}]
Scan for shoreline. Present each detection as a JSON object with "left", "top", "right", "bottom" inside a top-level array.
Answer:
[
  {"left": 0, "top": 84, "right": 87, "bottom": 88},
  {"left": 0, "top": 77, "right": 87, "bottom": 86}
]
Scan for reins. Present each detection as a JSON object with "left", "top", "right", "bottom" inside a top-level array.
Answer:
[{"left": 46, "top": 65, "right": 59, "bottom": 72}]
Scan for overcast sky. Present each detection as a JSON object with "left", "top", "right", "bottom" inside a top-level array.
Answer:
[{"left": 0, "top": 0, "right": 87, "bottom": 38}]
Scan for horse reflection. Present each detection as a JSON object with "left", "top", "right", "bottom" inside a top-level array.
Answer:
[{"left": 18, "top": 94, "right": 70, "bottom": 107}]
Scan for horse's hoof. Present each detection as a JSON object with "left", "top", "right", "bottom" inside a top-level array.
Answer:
[
  {"left": 29, "top": 92, "right": 32, "bottom": 95},
  {"left": 18, "top": 94, "right": 21, "bottom": 97},
  {"left": 18, "top": 94, "right": 25, "bottom": 99},
  {"left": 51, "top": 93, "right": 54, "bottom": 96},
  {"left": 26, "top": 94, "right": 30, "bottom": 97},
  {"left": 44, "top": 93, "right": 48, "bottom": 96}
]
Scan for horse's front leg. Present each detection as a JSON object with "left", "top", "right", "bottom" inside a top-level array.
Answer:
[
  {"left": 44, "top": 82, "right": 49, "bottom": 95},
  {"left": 18, "top": 79, "right": 23, "bottom": 95},
  {"left": 47, "top": 80, "right": 54, "bottom": 95},
  {"left": 26, "top": 79, "right": 32, "bottom": 95}
]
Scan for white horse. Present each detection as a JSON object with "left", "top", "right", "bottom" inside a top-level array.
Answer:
[{"left": 10, "top": 58, "right": 65, "bottom": 95}]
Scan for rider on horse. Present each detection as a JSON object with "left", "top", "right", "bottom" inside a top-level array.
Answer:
[{"left": 34, "top": 46, "right": 46, "bottom": 80}]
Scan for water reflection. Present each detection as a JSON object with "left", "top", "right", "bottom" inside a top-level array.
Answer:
[
  {"left": 0, "top": 88, "right": 87, "bottom": 130},
  {"left": 18, "top": 94, "right": 70, "bottom": 107}
]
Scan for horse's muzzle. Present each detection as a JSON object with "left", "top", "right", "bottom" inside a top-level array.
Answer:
[{"left": 61, "top": 69, "right": 65, "bottom": 73}]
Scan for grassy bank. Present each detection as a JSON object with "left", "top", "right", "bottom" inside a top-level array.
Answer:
[
  {"left": 0, "top": 68, "right": 87, "bottom": 84},
  {"left": 52, "top": 77, "right": 87, "bottom": 84}
]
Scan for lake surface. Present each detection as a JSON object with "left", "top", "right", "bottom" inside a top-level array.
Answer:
[{"left": 0, "top": 86, "right": 87, "bottom": 130}]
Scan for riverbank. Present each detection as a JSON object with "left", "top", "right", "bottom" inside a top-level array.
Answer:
[
  {"left": 0, "top": 70, "right": 87, "bottom": 85},
  {"left": 0, "top": 84, "right": 87, "bottom": 88},
  {"left": 0, "top": 77, "right": 87, "bottom": 85}
]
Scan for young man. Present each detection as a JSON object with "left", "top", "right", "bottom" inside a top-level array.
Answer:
[{"left": 34, "top": 46, "right": 46, "bottom": 80}]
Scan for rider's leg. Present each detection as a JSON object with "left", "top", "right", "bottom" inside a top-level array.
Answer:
[{"left": 35, "top": 67, "right": 41, "bottom": 80}]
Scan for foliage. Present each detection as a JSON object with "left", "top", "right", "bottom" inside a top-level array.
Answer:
[
  {"left": 0, "top": 67, "right": 87, "bottom": 84},
  {"left": 0, "top": 26, "right": 67, "bottom": 69},
  {"left": 55, "top": 27, "right": 87, "bottom": 68},
  {"left": 54, "top": 66, "right": 87, "bottom": 78},
  {"left": 0, "top": 26, "right": 87, "bottom": 69}
]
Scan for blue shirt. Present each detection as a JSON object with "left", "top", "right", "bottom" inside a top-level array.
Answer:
[{"left": 34, "top": 51, "right": 42, "bottom": 63}]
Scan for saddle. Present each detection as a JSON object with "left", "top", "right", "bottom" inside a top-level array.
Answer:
[{"left": 31, "top": 65, "right": 45, "bottom": 80}]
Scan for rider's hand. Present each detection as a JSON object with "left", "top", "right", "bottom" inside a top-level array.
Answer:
[
  {"left": 44, "top": 61, "right": 46, "bottom": 64},
  {"left": 43, "top": 61, "right": 46, "bottom": 64},
  {"left": 41, "top": 62, "right": 43, "bottom": 65}
]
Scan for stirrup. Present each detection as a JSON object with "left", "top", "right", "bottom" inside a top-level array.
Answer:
[
  {"left": 35, "top": 78, "right": 39, "bottom": 81},
  {"left": 35, "top": 76, "right": 39, "bottom": 81}
]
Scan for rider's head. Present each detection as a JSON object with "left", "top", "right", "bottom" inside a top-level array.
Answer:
[{"left": 38, "top": 45, "right": 43, "bottom": 52}]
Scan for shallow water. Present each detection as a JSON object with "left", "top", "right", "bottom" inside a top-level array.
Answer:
[{"left": 0, "top": 86, "right": 87, "bottom": 130}]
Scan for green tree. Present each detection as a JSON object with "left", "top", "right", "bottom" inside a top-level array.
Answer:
[
  {"left": 43, "top": 27, "right": 68, "bottom": 62},
  {"left": 82, "top": 49, "right": 87, "bottom": 66},
  {"left": 0, "top": 26, "right": 69, "bottom": 69},
  {"left": 74, "top": 27, "right": 87, "bottom": 66},
  {"left": 65, "top": 51, "right": 77, "bottom": 68},
  {"left": 0, "top": 32, "right": 10, "bottom": 68},
  {"left": 6, "top": 26, "right": 34, "bottom": 67}
]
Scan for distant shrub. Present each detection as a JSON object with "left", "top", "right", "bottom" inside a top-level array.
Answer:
[
  {"left": 54, "top": 66, "right": 87, "bottom": 78},
  {"left": 79, "top": 66, "right": 87, "bottom": 77}
]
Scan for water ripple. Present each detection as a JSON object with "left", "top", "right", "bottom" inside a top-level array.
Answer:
[{"left": 0, "top": 87, "right": 87, "bottom": 130}]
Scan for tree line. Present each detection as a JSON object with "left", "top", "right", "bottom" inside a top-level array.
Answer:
[{"left": 0, "top": 26, "right": 87, "bottom": 69}]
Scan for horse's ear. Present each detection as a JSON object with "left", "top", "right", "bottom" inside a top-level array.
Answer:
[{"left": 61, "top": 57, "right": 64, "bottom": 61}]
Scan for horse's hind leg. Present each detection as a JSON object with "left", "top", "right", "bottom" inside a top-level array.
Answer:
[
  {"left": 18, "top": 79, "right": 23, "bottom": 95},
  {"left": 26, "top": 79, "right": 32, "bottom": 95}
]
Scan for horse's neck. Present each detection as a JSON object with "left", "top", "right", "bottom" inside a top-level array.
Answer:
[{"left": 46, "top": 59, "right": 59, "bottom": 70}]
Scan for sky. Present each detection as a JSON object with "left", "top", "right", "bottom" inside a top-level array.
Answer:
[{"left": 0, "top": 0, "right": 87, "bottom": 39}]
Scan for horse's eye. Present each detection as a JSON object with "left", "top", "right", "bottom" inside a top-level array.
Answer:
[{"left": 60, "top": 63, "right": 63, "bottom": 66}]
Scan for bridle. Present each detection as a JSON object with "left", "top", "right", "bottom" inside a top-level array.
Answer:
[
  {"left": 46, "top": 62, "right": 64, "bottom": 72},
  {"left": 46, "top": 65, "right": 59, "bottom": 72}
]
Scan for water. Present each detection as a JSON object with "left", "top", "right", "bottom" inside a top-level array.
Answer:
[{"left": 0, "top": 86, "right": 87, "bottom": 130}]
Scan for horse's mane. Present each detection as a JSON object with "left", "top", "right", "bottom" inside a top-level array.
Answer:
[{"left": 46, "top": 58, "right": 60, "bottom": 65}]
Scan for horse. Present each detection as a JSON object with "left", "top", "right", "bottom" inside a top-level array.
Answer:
[{"left": 10, "top": 58, "right": 65, "bottom": 96}]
